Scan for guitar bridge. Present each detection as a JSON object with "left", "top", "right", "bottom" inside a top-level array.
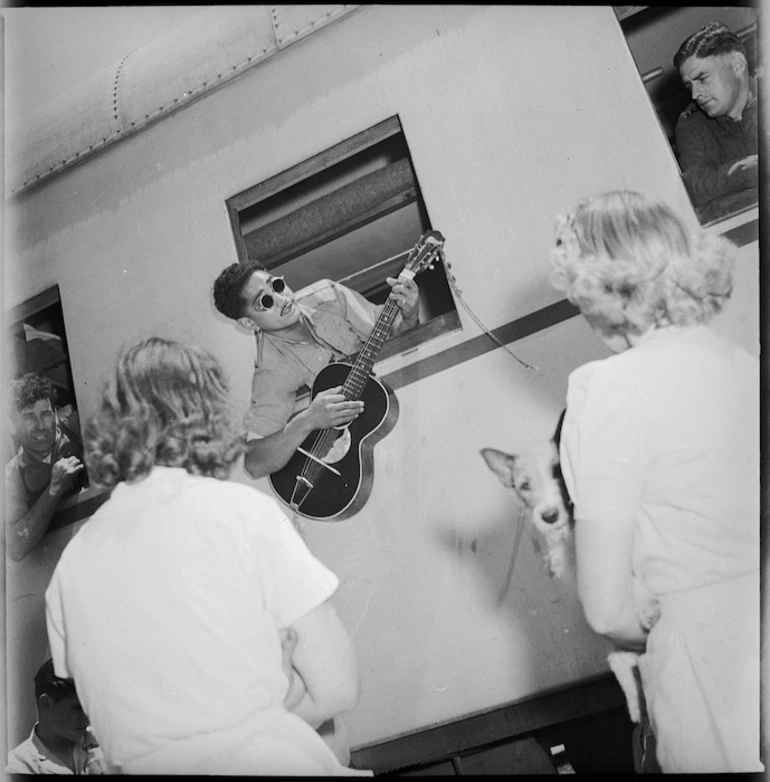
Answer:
[{"left": 289, "top": 475, "right": 314, "bottom": 510}]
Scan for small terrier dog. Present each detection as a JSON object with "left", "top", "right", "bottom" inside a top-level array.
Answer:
[
  {"left": 481, "top": 435, "right": 574, "bottom": 580},
  {"left": 481, "top": 413, "right": 659, "bottom": 723}
]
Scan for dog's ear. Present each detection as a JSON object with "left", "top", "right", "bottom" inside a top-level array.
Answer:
[{"left": 480, "top": 448, "right": 518, "bottom": 488}]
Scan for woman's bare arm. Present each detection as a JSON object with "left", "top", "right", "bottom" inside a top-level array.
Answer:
[
  {"left": 283, "top": 599, "right": 360, "bottom": 728},
  {"left": 575, "top": 514, "right": 648, "bottom": 651}
]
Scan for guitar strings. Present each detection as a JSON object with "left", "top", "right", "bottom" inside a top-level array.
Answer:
[
  {"left": 291, "top": 236, "right": 441, "bottom": 513},
  {"left": 295, "top": 296, "right": 402, "bottom": 504}
]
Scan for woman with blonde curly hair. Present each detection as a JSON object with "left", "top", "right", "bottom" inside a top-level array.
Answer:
[
  {"left": 551, "top": 191, "right": 761, "bottom": 773},
  {"left": 83, "top": 336, "right": 244, "bottom": 488},
  {"left": 44, "top": 337, "right": 369, "bottom": 776}
]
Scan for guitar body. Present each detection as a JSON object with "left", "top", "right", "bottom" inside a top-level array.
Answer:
[{"left": 268, "top": 362, "right": 400, "bottom": 521}]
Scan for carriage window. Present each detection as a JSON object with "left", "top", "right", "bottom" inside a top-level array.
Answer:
[
  {"left": 225, "top": 116, "right": 460, "bottom": 363},
  {"left": 5, "top": 286, "right": 88, "bottom": 492},
  {"left": 617, "top": 5, "right": 759, "bottom": 226}
]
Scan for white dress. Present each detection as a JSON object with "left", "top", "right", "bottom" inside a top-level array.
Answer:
[
  {"left": 560, "top": 325, "right": 762, "bottom": 773},
  {"left": 45, "top": 466, "right": 368, "bottom": 775}
]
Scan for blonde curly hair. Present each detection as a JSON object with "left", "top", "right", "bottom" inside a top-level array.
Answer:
[
  {"left": 549, "top": 191, "right": 735, "bottom": 339},
  {"left": 85, "top": 337, "right": 245, "bottom": 490}
]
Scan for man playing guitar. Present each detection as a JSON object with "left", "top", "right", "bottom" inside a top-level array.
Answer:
[{"left": 212, "top": 260, "right": 420, "bottom": 482}]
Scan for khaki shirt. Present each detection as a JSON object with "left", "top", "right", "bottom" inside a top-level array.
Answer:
[{"left": 244, "top": 279, "right": 381, "bottom": 436}]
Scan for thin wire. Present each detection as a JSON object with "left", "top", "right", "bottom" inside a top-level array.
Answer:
[
  {"left": 444, "top": 262, "right": 539, "bottom": 371},
  {"left": 498, "top": 503, "right": 527, "bottom": 603}
]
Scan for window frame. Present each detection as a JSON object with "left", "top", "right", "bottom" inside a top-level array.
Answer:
[
  {"left": 5, "top": 285, "right": 104, "bottom": 532},
  {"left": 618, "top": 6, "right": 759, "bottom": 227},
  {"left": 225, "top": 116, "right": 461, "bottom": 364}
]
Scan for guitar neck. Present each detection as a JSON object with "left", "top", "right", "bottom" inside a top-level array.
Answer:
[
  {"left": 342, "top": 296, "right": 401, "bottom": 401},
  {"left": 337, "top": 228, "right": 444, "bottom": 401}
]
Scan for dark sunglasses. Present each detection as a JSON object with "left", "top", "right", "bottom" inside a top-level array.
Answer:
[{"left": 254, "top": 276, "right": 287, "bottom": 311}]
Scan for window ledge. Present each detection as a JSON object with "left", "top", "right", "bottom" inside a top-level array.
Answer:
[
  {"left": 48, "top": 484, "right": 111, "bottom": 533},
  {"left": 705, "top": 204, "right": 759, "bottom": 248},
  {"left": 701, "top": 192, "right": 758, "bottom": 232}
]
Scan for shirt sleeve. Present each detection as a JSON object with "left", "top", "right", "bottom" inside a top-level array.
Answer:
[
  {"left": 243, "top": 366, "right": 302, "bottom": 437},
  {"left": 560, "top": 360, "right": 648, "bottom": 522},
  {"left": 248, "top": 494, "right": 340, "bottom": 627}
]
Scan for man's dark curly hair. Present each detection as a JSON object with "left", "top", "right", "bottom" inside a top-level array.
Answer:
[
  {"left": 85, "top": 337, "right": 245, "bottom": 490},
  {"left": 34, "top": 659, "right": 77, "bottom": 704},
  {"left": 674, "top": 22, "right": 747, "bottom": 71},
  {"left": 212, "top": 260, "right": 267, "bottom": 321},
  {"left": 8, "top": 373, "right": 58, "bottom": 416}
]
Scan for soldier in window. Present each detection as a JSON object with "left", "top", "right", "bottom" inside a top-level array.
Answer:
[
  {"left": 673, "top": 22, "right": 758, "bottom": 215},
  {"left": 5, "top": 374, "right": 85, "bottom": 561}
]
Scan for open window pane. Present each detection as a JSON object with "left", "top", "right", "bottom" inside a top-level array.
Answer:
[
  {"left": 5, "top": 286, "right": 88, "bottom": 493},
  {"left": 618, "top": 5, "right": 759, "bottom": 225},
  {"left": 226, "top": 116, "right": 459, "bottom": 362}
]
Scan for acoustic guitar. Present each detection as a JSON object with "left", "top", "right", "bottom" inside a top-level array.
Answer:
[{"left": 269, "top": 229, "right": 445, "bottom": 521}]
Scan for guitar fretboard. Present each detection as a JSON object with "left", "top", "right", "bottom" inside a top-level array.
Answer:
[{"left": 342, "top": 297, "right": 401, "bottom": 401}]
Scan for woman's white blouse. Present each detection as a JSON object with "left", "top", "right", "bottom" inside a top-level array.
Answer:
[{"left": 560, "top": 325, "right": 759, "bottom": 594}]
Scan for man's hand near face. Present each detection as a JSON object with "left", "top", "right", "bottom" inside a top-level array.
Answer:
[{"left": 49, "top": 456, "right": 84, "bottom": 497}]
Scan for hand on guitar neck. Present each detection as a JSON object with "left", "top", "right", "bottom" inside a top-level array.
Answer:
[
  {"left": 244, "top": 386, "right": 364, "bottom": 480},
  {"left": 385, "top": 273, "right": 420, "bottom": 333}
]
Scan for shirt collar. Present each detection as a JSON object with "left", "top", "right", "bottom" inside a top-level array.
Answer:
[
  {"left": 29, "top": 724, "right": 69, "bottom": 769},
  {"left": 637, "top": 324, "right": 709, "bottom": 347},
  {"left": 255, "top": 308, "right": 320, "bottom": 347},
  {"left": 29, "top": 723, "right": 96, "bottom": 774},
  {"left": 722, "top": 75, "right": 757, "bottom": 122}
]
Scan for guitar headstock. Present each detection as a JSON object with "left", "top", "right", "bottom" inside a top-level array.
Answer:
[{"left": 399, "top": 230, "right": 446, "bottom": 281}]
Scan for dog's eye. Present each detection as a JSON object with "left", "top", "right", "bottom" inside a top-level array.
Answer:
[{"left": 518, "top": 481, "right": 531, "bottom": 492}]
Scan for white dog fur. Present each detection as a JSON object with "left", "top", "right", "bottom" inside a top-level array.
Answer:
[{"left": 481, "top": 435, "right": 660, "bottom": 724}]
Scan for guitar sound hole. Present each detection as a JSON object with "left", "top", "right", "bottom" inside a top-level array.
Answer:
[{"left": 321, "top": 428, "right": 351, "bottom": 464}]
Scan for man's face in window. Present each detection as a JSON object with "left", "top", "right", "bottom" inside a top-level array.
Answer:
[
  {"left": 14, "top": 398, "right": 57, "bottom": 459},
  {"left": 679, "top": 52, "right": 745, "bottom": 119},
  {"left": 238, "top": 270, "right": 301, "bottom": 332},
  {"left": 41, "top": 693, "right": 90, "bottom": 744}
]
